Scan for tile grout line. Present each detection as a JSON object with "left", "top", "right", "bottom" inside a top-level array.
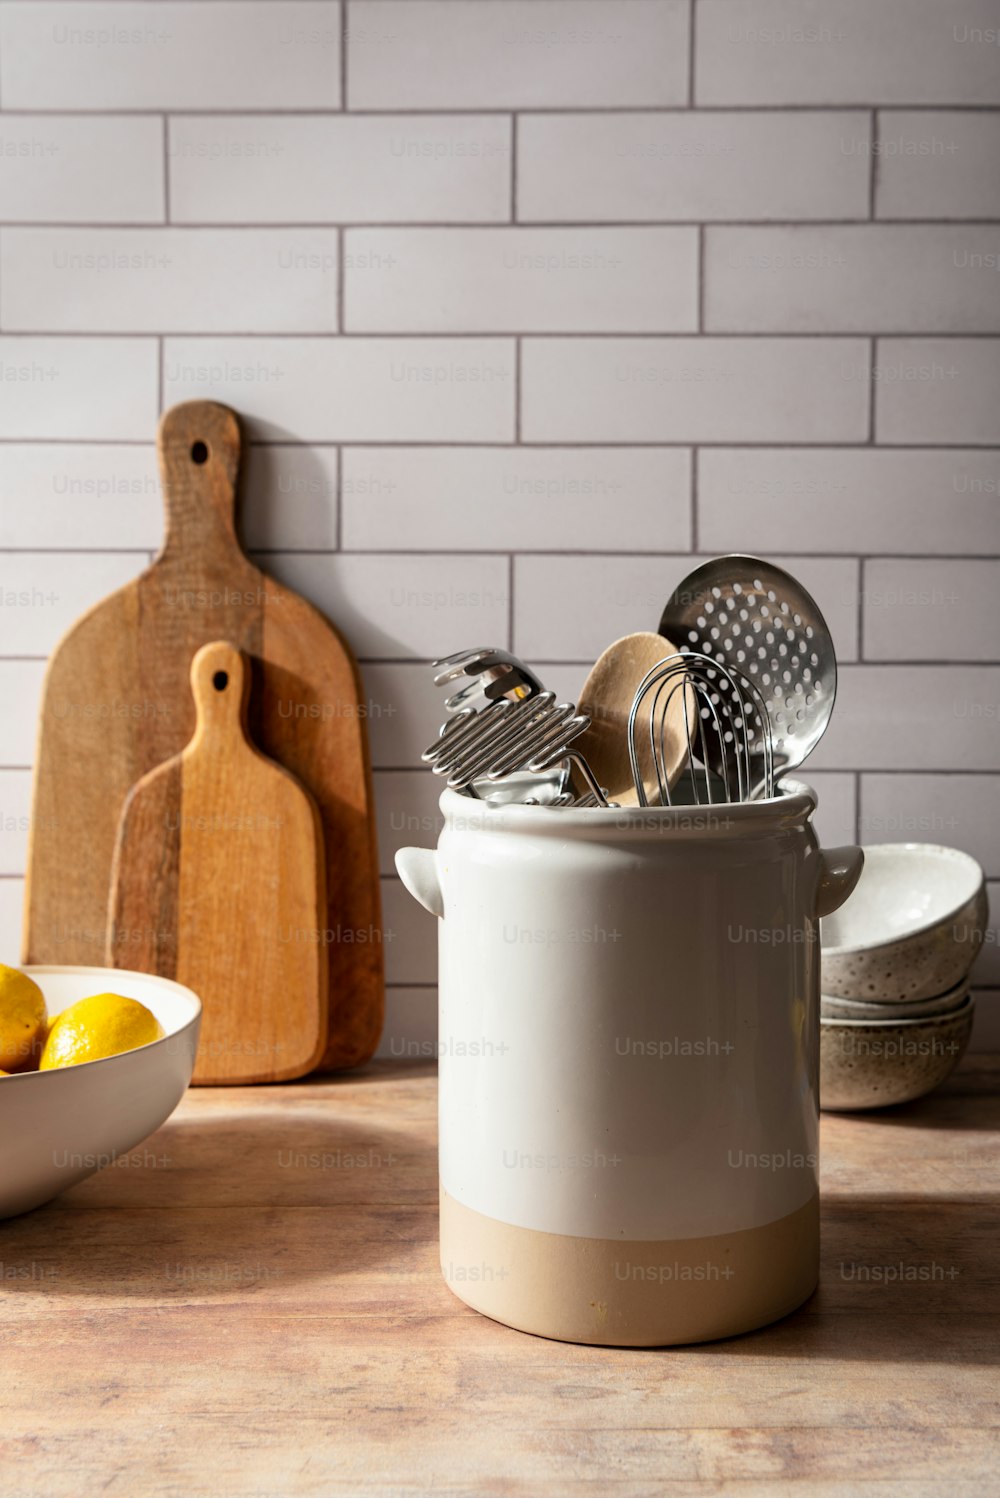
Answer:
[
  {"left": 13, "top": 330, "right": 1000, "bottom": 340},
  {"left": 335, "top": 444, "right": 343, "bottom": 551},
  {"left": 868, "top": 108, "right": 878, "bottom": 221},
  {"left": 162, "top": 114, "right": 170, "bottom": 224},
  {"left": 690, "top": 448, "right": 699, "bottom": 552},
  {"left": 1, "top": 757, "right": 998, "bottom": 778},
  {"left": 5, "top": 220, "right": 1000, "bottom": 230},
  {"left": 337, "top": 225, "right": 345, "bottom": 334},
  {"left": 2, "top": 548, "right": 1000, "bottom": 562},
  {"left": 510, "top": 114, "right": 518, "bottom": 224},
  {"left": 6, "top": 439, "right": 1000, "bottom": 452},
  {"left": 2, "top": 647, "right": 999, "bottom": 667},
  {"left": 514, "top": 335, "right": 522, "bottom": 443},
  {"left": 340, "top": 0, "right": 349, "bottom": 113},
  {"left": 5, "top": 105, "right": 1000, "bottom": 118}
]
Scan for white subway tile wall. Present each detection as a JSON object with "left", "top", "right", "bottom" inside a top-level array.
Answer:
[
  {"left": 0, "top": 0, "right": 996, "bottom": 1055},
  {"left": 343, "top": 227, "right": 699, "bottom": 332},
  {"left": 0, "top": 3, "right": 342, "bottom": 111},
  {"left": 517, "top": 111, "right": 872, "bottom": 222},
  {"left": 168, "top": 115, "right": 512, "bottom": 224}
]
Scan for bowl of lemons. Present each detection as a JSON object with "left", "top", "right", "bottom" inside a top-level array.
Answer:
[{"left": 0, "top": 962, "right": 201, "bottom": 1219}]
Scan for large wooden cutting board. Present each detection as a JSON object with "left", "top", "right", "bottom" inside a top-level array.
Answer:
[
  {"left": 108, "top": 641, "right": 327, "bottom": 1085},
  {"left": 24, "top": 401, "right": 382, "bottom": 1070}
]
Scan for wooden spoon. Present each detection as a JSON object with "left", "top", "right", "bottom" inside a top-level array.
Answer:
[{"left": 576, "top": 632, "right": 693, "bottom": 806}]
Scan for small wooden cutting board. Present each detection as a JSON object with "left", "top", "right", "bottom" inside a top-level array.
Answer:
[
  {"left": 24, "top": 400, "right": 381, "bottom": 1069},
  {"left": 107, "top": 642, "right": 327, "bottom": 1085}
]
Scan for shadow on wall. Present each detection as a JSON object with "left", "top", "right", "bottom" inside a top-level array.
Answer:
[{"left": 235, "top": 427, "right": 339, "bottom": 554}]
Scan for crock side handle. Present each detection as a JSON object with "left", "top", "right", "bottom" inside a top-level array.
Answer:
[
  {"left": 815, "top": 846, "right": 864, "bottom": 919},
  {"left": 395, "top": 847, "right": 444, "bottom": 919}
]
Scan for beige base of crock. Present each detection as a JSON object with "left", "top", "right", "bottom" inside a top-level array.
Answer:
[{"left": 440, "top": 1188, "right": 819, "bottom": 1346}]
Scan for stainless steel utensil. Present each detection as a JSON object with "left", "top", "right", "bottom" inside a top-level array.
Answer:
[
  {"left": 422, "top": 693, "right": 611, "bottom": 806},
  {"left": 658, "top": 556, "right": 836, "bottom": 791},
  {"left": 432, "top": 647, "right": 544, "bottom": 714},
  {"left": 429, "top": 647, "right": 609, "bottom": 805},
  {"left": 628, "top": 652, "right": 774, "bottom": 806}
]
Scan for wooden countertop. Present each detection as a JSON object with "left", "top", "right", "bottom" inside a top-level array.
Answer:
[{"left": 2, "top": 1057, "right": 998, "bottom": 1496}]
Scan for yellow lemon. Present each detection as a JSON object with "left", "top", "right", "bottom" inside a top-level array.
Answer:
[
  {"left": 0, "top": 963, "right": 48, "bottom": 1072},
  {"left": 40, "top": 993, "right": 164, "bottom": 1070}
]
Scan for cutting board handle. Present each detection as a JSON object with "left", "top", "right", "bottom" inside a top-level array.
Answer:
[
  {"left": 188, "top": 640, "right": 251, "bottom": 751},
  {"left": 157, "top": 400, "right": 242, "bottom": 560}
]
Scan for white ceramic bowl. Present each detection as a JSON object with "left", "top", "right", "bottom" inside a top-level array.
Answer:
[
  {"left": 820, "top": 843, "right": 987, "bottom": 1002},
  {"left": 820, "top": 994, "right": 974, "bottom": 1111},
  {"left": 0, "top": 966, "right": 201, "bottom": 1219},
  {"left": 821, "top": 976, "right": 971, "bottom": 1023}
]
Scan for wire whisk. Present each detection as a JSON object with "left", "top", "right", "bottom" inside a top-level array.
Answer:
[{"left": 628, "top": 652, "right": 774, "bottom": 806}]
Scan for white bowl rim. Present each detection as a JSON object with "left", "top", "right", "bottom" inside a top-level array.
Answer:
[
  {"left": 1, "top": 965, "right": 201, "bottom": 1085},
  {"left": 820, "top": 993, "right": 975, "bottom": 1029},
  {"left": 820, "top": 842, "right": 985, "bottom": 958}
]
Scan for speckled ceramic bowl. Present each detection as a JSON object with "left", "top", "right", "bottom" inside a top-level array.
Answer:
[
  {"left": 820, "top": 993, "right": 975, "bottom": 1111},
  {"left": 821, "top": 976, "right": 970, "bottom": 1023},
  {"left": 820, "top": 844, "right": 987, "bottom": 1003}
]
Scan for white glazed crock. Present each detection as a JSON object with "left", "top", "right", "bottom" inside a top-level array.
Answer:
[{"left": 397, "top": 782, "right": 862, "bottom": 1347}]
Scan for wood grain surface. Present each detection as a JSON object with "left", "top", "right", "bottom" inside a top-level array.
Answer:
[
  {"left": 24, "top": 401, "right": 382, "bottom": 1070},
  {"left": 108, "top": 641, "right": 327, "bottom": 1084},
  {"left": 576, "top": 631, "right": 692, "bottom": 804},
  {"left": 0, "top": 1057, "right": 997, "bottom": 1497}
]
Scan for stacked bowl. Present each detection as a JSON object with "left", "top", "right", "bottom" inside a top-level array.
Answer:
[{"left": 819, "top": 844, "right": 988, "bottom": 1110}]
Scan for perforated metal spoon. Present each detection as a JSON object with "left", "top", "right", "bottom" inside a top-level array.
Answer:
[{"left": 658, "top": 556, "right": 836, "bottom": 791}]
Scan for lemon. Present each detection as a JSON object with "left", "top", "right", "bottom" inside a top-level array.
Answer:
[
  {"left": 0, "top": 963, "right": 48, "bottom": 1072},
  {"left": 40, "top": 993, "right": 164, "bottom": 1070}
]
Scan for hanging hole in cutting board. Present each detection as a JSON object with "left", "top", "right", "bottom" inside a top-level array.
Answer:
[
  {"left": 213, "top": 671, "right": 229, "bottom": 692},
  {"left": 190, "top": 441, "right": 209, "bottom": 464}
]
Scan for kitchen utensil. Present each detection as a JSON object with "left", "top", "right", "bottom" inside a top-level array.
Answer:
[
  {"left": 481, "top": 767, "right": 571, "bottom": 807},
  {"left": 432, "top": 648, "right": 567, "bottom": 802},
  {"left": 820, "top": 994, "right": 974, "bottom": 1111},
  {"left": 628, "top": 652, "right": 774, "bottom": 805},
  {"left": 396, "top": 784, "right": 863, "bottom": 1346},
  {"left": 434, "top": 645, "right": 588, "bottom": 802},
  {"left": 0, "top": 965, "right": 200, "bottom": 1220},
  {"left": 107, "top": 642, "right": 327, "bottom": 1086},
  {"left": 423, "top": 693, "right": 610, "bottom": 807},
  {"left": 433, "top": 647, "right": 544, "bottom": 713},
  {"left": 821, "top": 843, "right": 987, "bottom": 1003},
  {"left": 576, "top": 632, "right": 693, "bottom": 806},
  {"left": 658, "top": 556, "right": 836, "bottom": 790},
  {"left": 24, "top": 400, "right": 381, "bottom": 1070}
]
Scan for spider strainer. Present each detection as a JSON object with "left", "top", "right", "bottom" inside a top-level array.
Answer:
[{"left": 657, "top": 556, "right": 836, "bottom": 791}]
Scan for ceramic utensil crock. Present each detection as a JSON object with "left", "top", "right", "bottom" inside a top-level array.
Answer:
[{"left": 397, "top": 783, "right": 863, "bottom": 1347}]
